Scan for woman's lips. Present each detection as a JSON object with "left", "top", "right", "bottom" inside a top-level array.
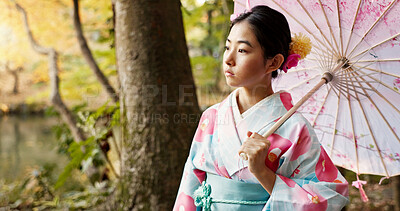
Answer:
[{"left": 225, "top": 70, "right": 234, "bottom": 76}]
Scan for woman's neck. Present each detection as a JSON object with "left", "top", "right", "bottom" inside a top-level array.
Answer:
[{"left": 236, "top": 86, "right": 274, "bottom": 114}]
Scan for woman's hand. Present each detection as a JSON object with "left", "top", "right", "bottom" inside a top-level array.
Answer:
[
  {"left": 238, "top": 131, "right": 271, "bottom": 175},
  {"left": 238, "top": 131, "right": 276, "bottom": 194}
]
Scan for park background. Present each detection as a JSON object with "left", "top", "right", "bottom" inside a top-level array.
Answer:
[{"left": 0, "top": 0, "right": 398, "bottom": 210}]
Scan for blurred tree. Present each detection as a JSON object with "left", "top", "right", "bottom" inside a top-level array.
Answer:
[
  {"left": 109, "top": 0, "right": 201, "bottom": 209},
  {"left": 182, "top": 0, "right": 233, "bottom": 93},
  {"left": 4, "top": 62, "right": 23, "bottom": 94},
  {"left": 72, "top": 0, "right": 119, "bottom": 103},
  {"left": 11, "top": 1, "right": 109, "bottom": 185},
  {"left": 0, "top": 0, "right": 117, "bottom": 105}
]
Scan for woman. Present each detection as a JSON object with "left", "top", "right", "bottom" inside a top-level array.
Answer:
[{"left": 174, "top": 5, "right": 349, "bottom": 210}]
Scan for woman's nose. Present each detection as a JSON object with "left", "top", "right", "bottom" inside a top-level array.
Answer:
[{"left": 224, "top": 51, "right": 235, "bottom": 66}]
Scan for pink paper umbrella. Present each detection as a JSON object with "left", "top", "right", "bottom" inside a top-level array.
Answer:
[{"left": 233, "top": 0, "right": 400, "bottom": 202}]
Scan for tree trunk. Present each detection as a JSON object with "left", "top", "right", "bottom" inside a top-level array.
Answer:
[
  {"left": 394, "top": 176, "right": 400, "bottom": 211},
  {"left": 72, "top": 0, "right": 119, "bottom": 103},
  {"left": 110, "top": 0, "right": 201, "bottom": 210}
]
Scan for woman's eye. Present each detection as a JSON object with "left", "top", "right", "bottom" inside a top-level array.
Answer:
[
  {"left": 224, "top": 46, "right": 230, "bottom": 50},
  {"left": 238, "top": 49, "right": 247, "bottom": 53}
]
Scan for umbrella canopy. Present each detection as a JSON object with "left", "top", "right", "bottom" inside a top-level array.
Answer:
[{"left": 232, "top": 0, "right": 400, "bottom": 178}]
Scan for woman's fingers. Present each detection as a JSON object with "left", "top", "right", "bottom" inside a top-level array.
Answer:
[
  {"left": 239, "top": 132, "right": 270, "bottom": 156},
  {"left": 238, "top": 132, "right": 272, "bottom": 174},
  {"left": 250, "top": 132, "right": 265, "bottom": 139}
]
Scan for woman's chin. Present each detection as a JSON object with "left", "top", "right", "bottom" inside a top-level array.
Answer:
[{"left": 225, "top": 78, "right": 240, "bottom": 87}]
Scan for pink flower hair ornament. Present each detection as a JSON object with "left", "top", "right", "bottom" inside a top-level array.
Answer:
[{"left": 282, "top": 54, "right": 301, "bottom": 73}]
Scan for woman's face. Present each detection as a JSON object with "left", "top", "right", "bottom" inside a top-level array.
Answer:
[{"left": 223, "top": 21, "right": 273, "bottom": 89}]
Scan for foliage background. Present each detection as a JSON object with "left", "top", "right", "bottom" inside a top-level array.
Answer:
[{"left": 0, "top": 0, "right": 397, "bottom": 210}]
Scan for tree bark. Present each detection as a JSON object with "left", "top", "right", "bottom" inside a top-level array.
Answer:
[
  {"left": 110, "top": 0, "right": 201, "bottom": 210},
  {"left": 72, "top": 0, "right": 119, "bottom": 103},
  {"left": 394, "top": 176, "right": 400, "bottom": 211}
]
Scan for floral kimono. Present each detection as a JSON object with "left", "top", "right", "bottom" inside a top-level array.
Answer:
[{"left": 174, "top": 90, "right": 349, "bottom": 210}]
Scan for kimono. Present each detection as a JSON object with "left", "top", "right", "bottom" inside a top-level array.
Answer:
[{"left": 174, "top": 90, "right": 349, "bottom": 210}]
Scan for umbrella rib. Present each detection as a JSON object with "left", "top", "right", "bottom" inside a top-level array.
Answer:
[
  {"left": 352, "top": 70, "right": 400, "bottom": 116},
  {"left": 344, "top": 0, "right": 363, "bottom": 56},
  {"left": 271, "top": 0, "right": 338, "bottom": 57},
  {"left": 336, "top": 62, "right": 379, "bottom": 84},
  {"left": 353, "top": 64, "right": 400, "bottom": 79},
  {"left": 337, "top": 72, "right": 378, "bottom": 80},
  {"left": 336, "top": 0, "right": 344, "bottom": 55},
  {"left": 335, "top": 75, "right": 361, "bottom": 99},
  {"left": 332, "top": 81, "right": 358, "bottom": 100},
  {"left": 313, "top": 49, "right": 331, "bottom": 69},
  {"left": 339, "top": 78, "right": 378, "bottom": 84},
  {"left": 318, "top": 0, "right": 340, "bottom": 56},
  {"left": 344, "top": 72, "right": 361, "bottom": 175},
  {"left": 334, "top": 81, "right": 367, "bottom": 98},
  {"left": 354, "top": 67, "right": 400, "bottom": 97},
  {"left": 347, "top": 0, "right": 397, "bottom": 58},
  {"left": 349, "top": 32, "right": 400, "bottom": 61},
  {"left": 286, "top": 74, "right": 320, "bottom": 91},
  {"left": 309, "top": 39, "right": 336, "bottom": 71},
  {"left": 351, "top": 72, "right": 400, "bottom": 145},
  {"left": 348, "top": 72, "right": 391, "bottom": 177},
  {"left": 308, "top": 57, "right": 331, "bottom": 72},
  {"left": 311, "top": 44, "right": 333, "bottom": 57},
  {"left": 311, "top": 86, "right": 332, "bottom": 127},
  {"left": 330, "top": 84, "right": 341, "bottom": 98},
  {"left": 357, "top": 58, "right": 400, "bottom": 63},
  {"left": 296, "top": 0, "right": 340, "bottom": 57},
  {"left": 285, "top": 66, "right": 320, "bottom": 73},
  {"left": 329, "top": 90, "right": 341, "bottom": 158},
  {"left": 336, "top": 80, "right": 375, "bottom": 93},
  {"left": 312, "top": 29, "right": 340, "bottom": 71}
]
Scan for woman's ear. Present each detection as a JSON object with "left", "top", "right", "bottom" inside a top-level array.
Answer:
[{"left": 265, "top": 54, "right": 284, "bottom": 73}]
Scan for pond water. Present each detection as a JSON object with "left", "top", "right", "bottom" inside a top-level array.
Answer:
[{"left": 0, "top": 115, "right": 67, "bottom": 182}]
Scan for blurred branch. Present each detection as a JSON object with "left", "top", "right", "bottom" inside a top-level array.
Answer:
[
  {"left": 12, "top": 1, "right": 86, "bottom": 144},
  {"left": 73, "top": 0, "right": 119, "bottom": 103}
]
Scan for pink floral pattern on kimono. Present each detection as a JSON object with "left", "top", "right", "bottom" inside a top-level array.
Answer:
[
  {"left": 316, "top": 146, "right": 338, "bottom": 182},
  {"left": 265, "top": 134, "right": 292, "bottom": 172},
  {"left": 174, "top": 192, "right": 196, "bottom": 211},
  {"left": 193, "top": 108, "right": 217, "bottom": 142}
]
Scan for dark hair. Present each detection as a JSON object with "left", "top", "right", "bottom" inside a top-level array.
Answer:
[{"left": 230, "top": 6, "right": 291, "bottom": 78}]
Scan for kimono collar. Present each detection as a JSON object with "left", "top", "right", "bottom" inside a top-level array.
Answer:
[{"left": 216, "top": 90, "right": 294, "bottom": 177}]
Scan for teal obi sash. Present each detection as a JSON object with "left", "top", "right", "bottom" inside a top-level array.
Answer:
[{"left": 194, "top": 173, "right": 270, "bottom": 210}]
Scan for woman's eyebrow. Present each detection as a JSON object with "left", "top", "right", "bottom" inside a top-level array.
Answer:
[
  {"left": 238, "top": 40, "right": 253, "bottom": 48},
  {"left": 226, "top": 39, "right": 253, "bottom": 48}
]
